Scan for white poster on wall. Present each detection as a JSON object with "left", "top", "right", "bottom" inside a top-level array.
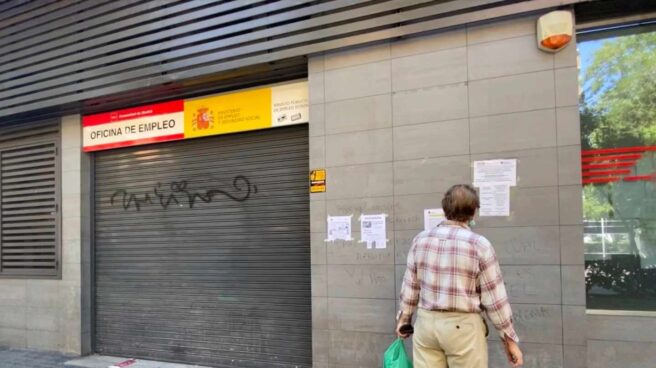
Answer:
[
  {"left": 327, "top": 215, "right": 352, "bottom": 241},
  {"left": 360, "top": 214, "right": 387, "bottom": 249},
  {"left": 424, "top": 208, "right": 445, "bottom": 231},
  {"left": 479, "top": 184, "right": 510, "bottom": 216},
  {"left": 473, "top": 159, "right": 517, "bottom": 187}
]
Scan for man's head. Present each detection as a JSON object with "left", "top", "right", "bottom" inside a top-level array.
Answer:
[{"left": 442, "top": 184, "right": 480, "bottom": 222}]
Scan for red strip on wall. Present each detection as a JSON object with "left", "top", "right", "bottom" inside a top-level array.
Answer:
[
  {"left": 582, "top": 177, "right": 621, "bottom": 184},
  {"left": 582, "top": 162, "right": 636, "bottom": 170},
  {"left": 82, "top": 100, "right": 183, "bottom": 127},
  {"left": 581, "top": 154, "right": 642, "bottom": 163},
  {"left": 623, "top": 174, "right": 656, "bottom": 182},
  {"left": 582, "top": 169, "right": 632, "bottom": 177},
  {"left": 582, "top": 146, "right": 656, "bottom": 156}
]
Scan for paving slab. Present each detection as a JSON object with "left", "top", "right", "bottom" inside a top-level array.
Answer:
[
  {"left": 66, "top": 355, "right": 211, "bottom": 368},
  {"left": 0, "top": 346, "right": 76, "bottom": 368}
]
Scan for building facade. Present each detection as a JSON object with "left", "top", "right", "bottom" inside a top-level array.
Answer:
[{"left": 0, "top": 1, "right": 654, "bottom": 367}]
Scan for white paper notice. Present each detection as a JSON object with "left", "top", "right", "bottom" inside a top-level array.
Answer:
[
  {"left": 360, "top": 214, "right": 387, "bottom": 249},
  {"left": 424, "top": 208, "right": 445, "bottom": 231},
  {"left": 479, "top": 185, "right": 510, "bottom": 216},
  {"left": 473, "top": 159, "right": 517, "bottom": 187},
  {"left": 327, "top": 216, "right": 352, "bottom": 241}
]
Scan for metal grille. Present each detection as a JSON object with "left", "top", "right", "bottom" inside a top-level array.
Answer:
[
  {"left": 0, "top": 122, "right": 60, "bottom": 277},
  {"left": 0, "top": 0, "right": 588, "bottom": 119},
  {"left": 94, "top": 125, "right": 311, "bottom": 367}
]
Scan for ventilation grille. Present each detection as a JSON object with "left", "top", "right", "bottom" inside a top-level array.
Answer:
[{"left": 0, "top": 122, "right": 59, "bottom": 277}]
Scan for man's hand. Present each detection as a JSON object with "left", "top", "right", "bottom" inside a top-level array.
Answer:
[
  {"left": 503, "top": 337, "right": 523, "bottom": 367},
  {"left": 395, "top": 314, "right": 412, "bottom": 339},
  {"left": 395, "top": 321, "right": 412, "bottom": 339}
]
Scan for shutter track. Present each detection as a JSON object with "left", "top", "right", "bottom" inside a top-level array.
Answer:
[{"left": 94, "top": 125, "right": 311, "bottom": 368}]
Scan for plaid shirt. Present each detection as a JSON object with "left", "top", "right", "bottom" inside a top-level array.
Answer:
[{"left": 399, "top": 222, "right": 519, "bottom": 342}]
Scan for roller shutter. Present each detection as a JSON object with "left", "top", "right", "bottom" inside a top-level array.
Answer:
[{"left": 94, "top": 125, "right": 311, "bottom": 367}]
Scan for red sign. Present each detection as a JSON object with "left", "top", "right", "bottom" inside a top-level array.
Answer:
[{"left": 82, "top": 100, "right": 184, "bottom": 152}]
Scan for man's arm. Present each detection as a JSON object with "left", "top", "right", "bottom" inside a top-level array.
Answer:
[
  {"left": 478, "top": 244, "right": 519, "bottom": 343},
  {"left": 397, "top": 239, "right": 420, "bottom": 329}
]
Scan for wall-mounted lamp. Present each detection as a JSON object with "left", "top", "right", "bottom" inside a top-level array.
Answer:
[{"left": 537, "top": 10, "right": 573, "bottom": 52}]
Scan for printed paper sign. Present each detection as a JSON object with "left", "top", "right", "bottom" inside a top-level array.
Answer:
[
  {"left": 360, "top": 214, "right": 387, "bottom": 249},
  {"left": 83, "top": 81, "right": 308, "bottom": 152},
  {"left": 271, "top": 81, "right": 309, "bottom": 127},
  {"left": 327, "top": 215, "right": 352, "bottom": 241},
  {"left": 424, "top": 208, "right": 445, "bottom": 231},
  {"left": 310, "top": 169, "right": 326, "bottom": 193},
  {"left": 473, "top": 159, "right": 517, "bottom": 186},
  {"left": 479, "top": 184, "right": 510, "bottom": 216}
]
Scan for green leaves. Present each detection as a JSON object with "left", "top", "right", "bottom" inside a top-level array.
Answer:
[{"left": 581, "top": 32, "right": 656, "bottom": 149}]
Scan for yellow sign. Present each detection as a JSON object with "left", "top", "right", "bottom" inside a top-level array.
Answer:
[
  {"left": 184, "top": 88, "right": 271, "bottom": 138},
  {"left": 310, "top": 169, "right": 326, "bottom": 193}
]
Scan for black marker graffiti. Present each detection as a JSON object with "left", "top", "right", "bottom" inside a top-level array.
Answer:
[{"left": 110, "top": 175, "right": 257, "bottom": 211}]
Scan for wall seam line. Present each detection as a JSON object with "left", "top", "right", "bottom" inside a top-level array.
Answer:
[
  {"left": 389, "top": 50, "right": 398, "bottom": 315},
  {"left": 552, "top": 56, "right": 567, "bottom": 364}
]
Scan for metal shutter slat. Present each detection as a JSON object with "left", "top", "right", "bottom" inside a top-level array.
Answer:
[
  {"left": 2, "top": 248, "right": 56, "bottom": 254},
  {"left": 1, "top": 261, "right": 56, "bottom": 267},
  {"left": 1, "top": 145, "right": 55, "bottom": 158},
  {"left": 2, "top": 227, "right": 55, "bottom": 234},
  {"left": 94, "top": 125, "right": 311, "bottom": 367},
  {"left": 2, "top": 180, "right": 56, "bottom": 191},
  {"left": 3, "top": 235, "right": 56, "bottom": 241},
  {"left": 2, "top": 241, "right": 58, "bottom": 248},
  {"left": 2, "top": 163, "right": 55, "bottom": 174},
  {"left": 1, "top": 152, "right": 56, "bottom": 164},
  {"left": 2, "top": 194, "right": 56, "bottom": 203},
  {"left": 2, "top": 201, "right": 55, "bottom": 210},
  {"left": 3, "top": 254, "right": 56, "bottom": 260},
  {"left": 2, "top": 188, "right": 55, "bottom": 197},
  {"left": 2, "top": 208, "right": 56, "bottom": 216},
  {"left": 2, "top": 221, "right": 55, "bottom": 228},
  {"left": 2, "top": 174, "right": 56, "bottom": 184}
]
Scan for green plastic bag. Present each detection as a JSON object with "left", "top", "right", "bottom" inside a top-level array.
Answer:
[{"left": 383, "top": 338, "right": 413, "bottom": 368}]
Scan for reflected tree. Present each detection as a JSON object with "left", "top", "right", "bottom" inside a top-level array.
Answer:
[{"left": 581, "top": 31, "right": 656, "bottom": 306}]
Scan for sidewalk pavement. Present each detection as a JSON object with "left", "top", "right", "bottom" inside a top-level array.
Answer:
[
  {"left": 66, "top": 355, "right": 211, "bottom": 368},
  {"left": 0, "top": 347, "right": 212, "bottom": 368},
  {"left": 0, "top": 346, "right": 76, "bottom": 368}
]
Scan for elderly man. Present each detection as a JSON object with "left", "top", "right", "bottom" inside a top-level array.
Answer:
[{"left": 396, "top": 184, "right": 523, "bottom": 368}]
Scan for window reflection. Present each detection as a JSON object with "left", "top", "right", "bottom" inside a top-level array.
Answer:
[{"left": 580, "top": 28, "right": 656, "bottom": 311}]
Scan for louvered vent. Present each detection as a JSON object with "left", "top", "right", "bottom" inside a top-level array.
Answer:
[{"left": 0, "top": 122, "right": 59, "bottom": 277}]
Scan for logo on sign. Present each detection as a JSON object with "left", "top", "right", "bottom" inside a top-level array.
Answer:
[{"left": 192, "top": 107, "right": 214, "bottom": 130}]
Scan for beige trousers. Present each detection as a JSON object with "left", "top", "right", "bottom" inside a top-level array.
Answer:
[{"left": 413, "top": 309, "right": 488, "bottom": 368}]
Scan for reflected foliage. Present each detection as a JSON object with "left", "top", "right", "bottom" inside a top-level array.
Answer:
[{"left": 581, "top": 30, "right": 656, "bottom": 310}]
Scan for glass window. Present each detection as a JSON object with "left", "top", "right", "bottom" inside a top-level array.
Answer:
[{"left": 579, "top": 26, "right": 656, "bottom": 310}]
